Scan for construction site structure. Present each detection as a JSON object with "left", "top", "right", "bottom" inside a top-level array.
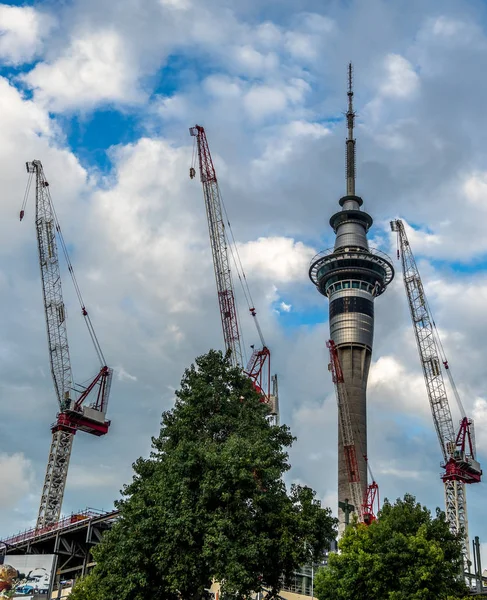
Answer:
[
  {"left": 309, "top": 65, "right": 394, "bottom": 534},
  {"left": 20, "top": 161, "right": 113, "bottom": 529},
  {"left": 391, "top": 218, "right": 481, "bottom": 571},
  {"left": 189, "top": 126, "right": 278, "bottom": 425}
]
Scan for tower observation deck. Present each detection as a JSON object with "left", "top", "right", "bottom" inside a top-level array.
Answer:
[{"left": 309, "top": 64, "right": 394, "bottom": 534}]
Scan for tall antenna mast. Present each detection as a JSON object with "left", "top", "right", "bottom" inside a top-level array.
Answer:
[{"left": 346, "top": 62, "right": 356, "bottom": 196}]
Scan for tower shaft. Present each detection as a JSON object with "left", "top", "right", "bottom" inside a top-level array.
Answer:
[{"left": 310, "top": 65, "right": 394, "bottom": 534}]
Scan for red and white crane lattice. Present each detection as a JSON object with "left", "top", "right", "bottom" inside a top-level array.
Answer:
[
  {"left": 189, "top": 126, "right": 278, "bottom": 424},
  {"left": 391, "top": 219, "right": 481, "bottom": 570},
  {"left": 327, "top": 339, "right": 379, "bottom": 526},
  {"left": 20, "top": 160, "right": 113, "bottom": 531}
]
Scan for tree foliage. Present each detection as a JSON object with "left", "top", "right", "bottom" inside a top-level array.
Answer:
[
  {"left": 70, "top": 350, "right": 337, "bottom": 600},
  {"left": 314, "top": 493, "right": 468, "bottom": 600}
]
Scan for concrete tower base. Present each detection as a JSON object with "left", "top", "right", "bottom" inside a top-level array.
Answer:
[{"left": 337, "top": 345, "right": 370, "bottom": 536}]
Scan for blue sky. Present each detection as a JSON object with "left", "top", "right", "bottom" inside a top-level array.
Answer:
[{"left": 0, "top": 0, "right": 487, "bottom": 575}]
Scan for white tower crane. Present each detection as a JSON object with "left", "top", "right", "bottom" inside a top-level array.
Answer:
[
  {"left": 391, "top": 219, "right": 481, "bottom": 572},
  {"left": 21, "top": 160, "right": 112, "bottom": 530}
]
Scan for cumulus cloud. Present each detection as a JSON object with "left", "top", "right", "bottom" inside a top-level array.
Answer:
[
  {"left": 0, "top": 5, "right": 54, "bottom": 65},
  {"left": 368, "top": 354, "right": 431, "bottom": 419},
  {"left": 23, "top": 29, "right": 142, "bottom": 111},
  {"left": 243, "top": 78, "right": 310, "bottom": 121},
  {"left": 380, "top": 54, "right": 419, "bottom": 99},
  {"left": 280, "top": 301, "right": 292, "bottom": 312},
  {"left": 236, "top": 237, "right": 316, "bottom": 283}
]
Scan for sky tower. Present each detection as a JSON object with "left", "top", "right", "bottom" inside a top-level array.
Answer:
[{"left": 309, "top": 65, "right": 394, "bottom": 533}]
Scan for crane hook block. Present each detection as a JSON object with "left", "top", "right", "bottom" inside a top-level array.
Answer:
[
  {"left": 189, "top": 167, "right": 196, "bottom": 179},
  {"left": 19, "top": 210, "right": 24, "bottom": 221}
]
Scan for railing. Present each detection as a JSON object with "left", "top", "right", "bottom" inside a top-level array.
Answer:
[
  {"left": 309, "top": 246, "right": 395, "bottom": 288},
  {"left": 1, "top": 507, "right": 115, "bottom": 546}
]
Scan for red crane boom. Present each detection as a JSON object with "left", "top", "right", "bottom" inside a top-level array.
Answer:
[
  {"left": 189, "top": 125, "right": 242, "bottom": 368},
  {"left": 189, "top": 126, "right": 277, "bottom": 423}
]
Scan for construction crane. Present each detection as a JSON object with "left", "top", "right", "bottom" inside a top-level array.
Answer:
[
  {"left": 391, "top": 219, "right": 481, "bottom": 570},
  {"left": 327, "top": 339, "right": 379, "bottom": 528},
  {"left": 20, "top": 160, "right": 113, "bottom": 530},
  {"left": 189, "top": 125, "right": 278, "bottom": 424}
]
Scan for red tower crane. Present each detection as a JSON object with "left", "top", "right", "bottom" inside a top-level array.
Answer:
[
  {"left": 20, "top": 160, "right": 113, "bottom": 530},
  {"left": 327, "top": 339, "right": 379, "bottom": 528},
  {"left": 391, "top": 219, "right": 481, "bottom": 571},
  {"left": 189, "top": 125, "right": 278, "bottom": 423}
]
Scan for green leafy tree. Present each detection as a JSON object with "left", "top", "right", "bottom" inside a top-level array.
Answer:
[
  {"left": 314, "top": 493, "right": 468, "bottom": 600},
  {"left": 70, "top": 350, "right": 337, "bottom": 600}
]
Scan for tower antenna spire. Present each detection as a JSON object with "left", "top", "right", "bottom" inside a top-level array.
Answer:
[{"left": 346, "top": 62, "right": 356, "bottom": 196}]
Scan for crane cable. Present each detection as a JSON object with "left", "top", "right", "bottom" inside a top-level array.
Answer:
[
  {"left": 21, "top": 174, "right": 106, "bottom": 368},
  {"left": 219, "top": 197, "right": 267, "bottom": 350}
]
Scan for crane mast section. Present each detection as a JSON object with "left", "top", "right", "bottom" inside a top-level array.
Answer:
[
  {"left": 190, "top": 126, "right": 243, "bottom": 368},
  {"left": 29, "top": 160, "right": 72, "bottom": 409},
  {"left": 392, "top": 221, "right": 455, "bottom": 460},
  {"left": 36, "top": 429, "right": 74, "bottom": 530}
]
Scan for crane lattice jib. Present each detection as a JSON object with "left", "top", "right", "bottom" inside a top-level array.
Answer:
[
  {"left": 391, "top": 220, "right": 455, "bottom": 459},
  {"left": 327, "top": 340, "right": 363, "bottom": 519},
  {"left": 29, "top": 160, "right": 73, "bottom": 409},
  {"left": 190, "top": 126, "right": 243, "bottom": 368},
  {"left": 391, "top": 219, "right": 470, "bottom": 568}
]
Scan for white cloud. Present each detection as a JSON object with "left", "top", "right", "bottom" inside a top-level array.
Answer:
[
  {"left": 116, "top": 366, "right": 137, "bottom": 382},
  {"left": 368, "top": 355, "right": 431, "bottom": 419},
  {"left": 285, "top": 120, "right": 330, "bottom": 139},
  {"left": 0, "top": 453, "right": 34, "bottom": 509},
  {"left": 236, "top": 237, "right": 315, "bottom": 284},
  {"left": 464, "top": 172, "right": 487, "bottom": 207},
  {"left": 473, "top": 398, "right": 487, "bottom": 455},
  {"left": 284, "top": 32, "right": 317, "bottom": 60},
  {"left": 380, "top": 54, "right": 419, "bottom": 99},
  {"left": 432, "top": 16, "right": 464, "bottom": 38},
  {"left": 243, "top": 79, "right": 310, "bottom": 121},
  {"left": 255, "top": 22, "right": 282, "bottom": 47},
  {"left": 159, "top": 0, "right": 191, "bottom": 10},
  {"left": 233, "top": 45, "right": 278, "bottom": 75},
  {"left": 23, "top": 29, "right": 142, "bottom": 111},
  {"left": 280, "top": 301, "right": 292, "bottom": 313},
  {"left": 204, "top": 75, "right": 242, "bottom": 99},
  {"left": 243, "top": 85, "right": 288, "bottom": 120},
  {"left": 429, "top": 16, "right": 482, "bottom": 45},
  {"left": 0, "top": 5, "right": 54, "bottom": 65}
]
